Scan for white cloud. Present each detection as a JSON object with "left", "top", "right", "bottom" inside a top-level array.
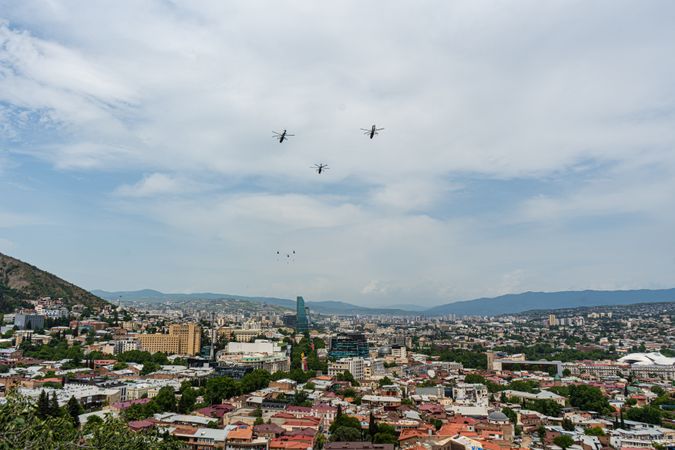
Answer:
[
  {"left": 1, "top": 1, "right": 675, "bottom": 303},
  {"left": 115, "top": 173, "right": 210, "bottom": 197}
]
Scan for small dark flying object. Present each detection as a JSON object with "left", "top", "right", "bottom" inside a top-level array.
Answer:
[
  {"left": 312, "top": 163, "right": 329, "bottom": 174},
  {"left": 272, "top": 129, "right": 294, "bottom": 143},
  {"left": 361, "top": 124, "right": 384, "bottom": 139}
]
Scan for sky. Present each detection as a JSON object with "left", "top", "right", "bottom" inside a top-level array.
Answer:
[{"left": 1, "top": 1, "right": 675, "bottom": 307}]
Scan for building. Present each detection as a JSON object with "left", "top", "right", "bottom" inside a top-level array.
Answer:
[
  {"left": 113, "top": 338, "right": 140, "bottom": 354},
  {"left": 618, "top": 352, "right": 675, "bottom": 380},
  {"left": 233, "top": 330, "right": 260, "bottom": 343},
  {"left": 452, "top": 383, "right": 489, "bottom": 406},
  {"left": 226, "top": 340, "right": 282, "bottom": 355},
  {"left": 547, "top": 314, "right": 558, "bottom": 327},
  {"left": 325, "top": 443, "right": 394, "bottom": 450},
  {"left": 14, "top": 314, "right": 45, "bottom": 330},
  {"left": 138, "top": 323, "right": 202, "bottom": 356},
  {"left": 391, "top": 344, "right": 407, "bottom": 360},
  {"left": 328, "top": 357, "right": 365, "bottom": 381},
  {"left": 364, "top": 358, "right": 386, "bottom": 378},
  {"left": 218, "top": 338, "right": 291, "bottom": 374},
  {"left": 296, "top": 296, "right": 309, "bottom": 333},
  {"left": 502, "top": 389, "right": 566, "bottom": 406},
  {"left": 329, "top": 332, "right": 369, "bottom": 359}
]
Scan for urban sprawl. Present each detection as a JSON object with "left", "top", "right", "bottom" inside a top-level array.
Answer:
[{"left": 1, "top": 295, "right": 674, "bottom": 450}]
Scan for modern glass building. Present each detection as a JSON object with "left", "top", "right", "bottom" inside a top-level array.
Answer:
[
  {"left": 296, "top": 296, "right": 309, "bottom": 333},
  {"left": 329, "top": 332, "right": 370, "bottom": 359}
]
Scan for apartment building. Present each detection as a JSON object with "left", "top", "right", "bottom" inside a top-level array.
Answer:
[{"left": 138, "top": 323, "right": 201, "bottom": 356}]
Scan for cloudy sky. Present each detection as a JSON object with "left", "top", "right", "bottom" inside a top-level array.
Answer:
[{"left": 1, "top": 1, "right": 675, "bottom": 307}]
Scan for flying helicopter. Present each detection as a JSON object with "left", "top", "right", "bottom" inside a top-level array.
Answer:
[
  {"left": 361, "top": 124, "right": 384, "bottom": 139},
  {"left": 276, "top": 250, "right": 296, "bottom": 263},
  {"left": 312, "top": 163, "right": 329, "bottom": 174},
  {"left": 272, "top": 129, "right": 294, "bottom": 143}
]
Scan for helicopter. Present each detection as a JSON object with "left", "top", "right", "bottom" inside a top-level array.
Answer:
[
  {"left": 272, "top": 129, "right": 294, "bottom": 143},
  {"left": 312, "top": 163, "right": 329, "bottom": 174},
  {"left": 276, "top": 250, "right": 296, "bottom": 263},
  {"left": 361, "top": 124, "right": 384, "bottom": 139}
]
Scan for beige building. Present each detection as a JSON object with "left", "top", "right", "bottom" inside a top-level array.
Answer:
[{"left": 138, "top": 323, "right": 202, "bottom": 356}]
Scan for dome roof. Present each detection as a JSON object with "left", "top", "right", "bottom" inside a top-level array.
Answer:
[{"left": 488, "top": 411, "right": 509, "bottom": 422}]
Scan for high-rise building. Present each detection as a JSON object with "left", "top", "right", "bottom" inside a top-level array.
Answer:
[
  {"left": 329, "top": 332, "right": 369, "bottom": 359},
  {"left": 138, "top": 322, "right": 202, "bottom": 356},
  {"left": 296, "top": 296, "right": 309, "bottom": 333}
]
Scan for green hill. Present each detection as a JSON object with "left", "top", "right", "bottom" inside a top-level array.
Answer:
[{"left": 0, "top": 252, "right": 108, "bottom": 313}]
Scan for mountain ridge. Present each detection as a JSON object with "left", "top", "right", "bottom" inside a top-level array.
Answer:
[
  {"left": 425, "top": 288, "right": 675, "bottom": 316},
  {"left": 91, "top": 289, "right": 412, "bottom": 315},
  {"left": 0, "top": 252, "right": 109, "bottom": 312},
  {"left": 93, "top": 287, "right": 675, "bottom": 316}
]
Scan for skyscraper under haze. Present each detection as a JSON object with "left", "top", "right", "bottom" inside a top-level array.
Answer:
[{"left": 296, "top": 296, "right": 309, "bottom": 333}]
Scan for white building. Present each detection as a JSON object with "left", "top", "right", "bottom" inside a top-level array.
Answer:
[
  {"left": 113, "top": 338, "right": 140, "bottom": 354},
  {"left": 391, "top": 345, "right": 407, "bottom": 360},
  {"left": 226, "top": 339, "right": 282, "bottom": 355},
  {"left": 328, "top": 357, "right": 365, "bottom": 381},
  {"left": 452, "top": 383, "right": 489, "bottom": 406}
]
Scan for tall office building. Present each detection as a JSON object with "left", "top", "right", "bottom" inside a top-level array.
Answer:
[
  {"left": 296, "top": 296, "right": 309, "bottom": 333},
  {"left": 329, "top": 332, "right": 369, "bottom": 359}
]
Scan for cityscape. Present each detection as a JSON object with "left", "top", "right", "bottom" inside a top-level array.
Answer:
[
  {"left": 0, "top": 252, "right": 674, "bottom": 449},
  {"left": 2, "top": 2, "right": 675, "bottom": 450}
]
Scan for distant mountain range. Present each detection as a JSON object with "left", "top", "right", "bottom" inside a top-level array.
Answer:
[
  {"left": 425, "top": 289, "right": 675, "bottom": 316},
  {"left": 92, "top": 287, "right": 675, "bottom": 316},
  {"left": 0, "top": 252, "right": 108, "bottom": 313},
  {"left": 4, "top": 250, "right": 672, "bottom": 317},
  {"left": 91, "top": 289, "right": 412, "bottom": 315}
]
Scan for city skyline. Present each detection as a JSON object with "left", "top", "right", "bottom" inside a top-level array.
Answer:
[{"left": 2, "top": 1, "right": 675, "bottom": 306}]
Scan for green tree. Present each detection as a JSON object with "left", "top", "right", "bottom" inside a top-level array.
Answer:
[
  {"left": 553, "top": 435, "right": 574, "bottom": 450},
  {"left": 112, "top": 361, "right": 128, "bottom": 370},
  {"left": 0, "top": 392, "right": 182, "bottom": 449},
  {"left": 241, "top": 369, "right": 271, "bottom": 393},
  {"left": 584, "top": 427, "right": 605, "bottom": 436},
  {"left": 464, "top": 373, "right": 486, "bottom": 384},
  {"left": 36, "top": 390, "right": 50, "bottom": 419},
  {"left": 205, "top": 376, "right": 239, "bottom": 405},
  {"left": 502, "top": 407, "right": 517, "bottom": 424},
  {"left": 562, "top": 418, "right": 575, "bottom": 431},
  {"left": 568, "top": 385, "right": 611, "bottom": 414},
  {"left": 336, "top": 371, "right": 359, "bottom": 386},
  {"left": 140, "top": 361, "right": 161, "bottom": 375},
  {"left": 368, "top": 412, "right": 377, "bottom": 441},
  {"left": 330, "top": 415, "right": 362, "bottom": 434},
  {"left": 67, "top": 396, "right": 82, "bottom": 427},
  {"left": 625, "top": 406, "right": 662, "bottom": 425},
  {"left": 49, "top": 392, "right": 61, "bottom": 417},
  {"left": 537, "top": 425, "right": 547, "bottom": 448},
  {"left": 331, "top": 426, "right": 363, "bottom": 442},
  {"left": 378, "top": 377, "right": 393, "bottom": 387},
  {"left": 177, "top": 387, "right": 197, "bottom": 414},
  {"left": 154, "top": 386, "right": 177, "bottom": 412}
]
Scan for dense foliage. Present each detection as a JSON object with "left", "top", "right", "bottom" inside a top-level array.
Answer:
[
  {"left": 567, "top": 385, "right": 612, "bottom": 415},
  {"left": 0, "top": 392, "right": 180, "bottom": 449},
  {"left": 494, "top": 343, "right": 617, "bottom": 362}
]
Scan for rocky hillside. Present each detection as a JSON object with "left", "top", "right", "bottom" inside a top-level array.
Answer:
[{"left": 0, "top": 252, "right": 108, "bottom": 313}]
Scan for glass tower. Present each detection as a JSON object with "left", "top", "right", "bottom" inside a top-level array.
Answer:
[
  {"left": 329, "top": 332, "right": 370, "bottom": 359},
  {"left": 296, "top": 296, "right": 309, "bottom": 333}
]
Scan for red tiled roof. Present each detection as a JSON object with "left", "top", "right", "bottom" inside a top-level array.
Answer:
[{"left": 128, "top": 419, "right": 156, "bottom": 431}]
